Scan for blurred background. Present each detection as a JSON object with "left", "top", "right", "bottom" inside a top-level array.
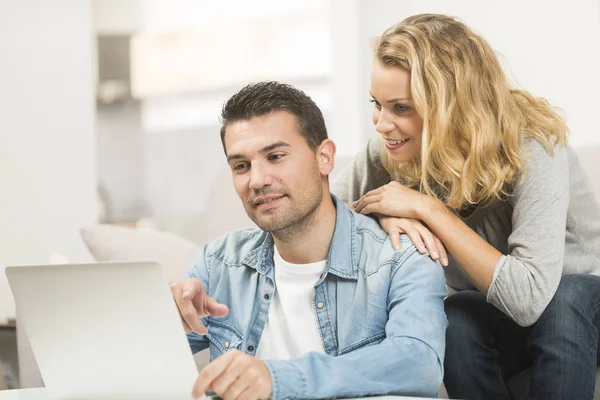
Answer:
[{"left": 1, "top": 0, "right": 599, "bottom": 389}]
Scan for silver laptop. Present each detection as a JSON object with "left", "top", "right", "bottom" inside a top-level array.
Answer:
[{"left": 6, "top": 261, "right": 203, "bottom": 400}]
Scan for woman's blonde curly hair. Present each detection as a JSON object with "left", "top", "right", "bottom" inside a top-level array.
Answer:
[{"left": 376, "top": 14, "right": 568, "bottom": 210}]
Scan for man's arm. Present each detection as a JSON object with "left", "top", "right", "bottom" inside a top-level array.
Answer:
[{"left": 265, "top": 245, "right": 447, "bottom": 399}]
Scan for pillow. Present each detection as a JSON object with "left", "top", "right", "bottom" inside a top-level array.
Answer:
[{"left": 80, "top": 224, "right": 202, "bottom": 282}]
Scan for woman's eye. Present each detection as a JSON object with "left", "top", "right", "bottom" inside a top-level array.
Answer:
[
  {"left": 369, "top": 99, "right": 382, "bottom": 109},
  {"left": 395, "top": 104, "right": 410, "bottom": 113}
]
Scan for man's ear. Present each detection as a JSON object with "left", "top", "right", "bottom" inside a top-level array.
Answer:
[{"left": 317, "top": 139, "right": 336, "bottom": 176}]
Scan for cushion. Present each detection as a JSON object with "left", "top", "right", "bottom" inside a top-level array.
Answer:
[{"left": 80, "top": 224, "right": 202, "bottom": 282}]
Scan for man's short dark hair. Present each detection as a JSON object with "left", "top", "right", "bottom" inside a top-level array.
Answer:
[{"left": 219, "top": 81, "right": 328, "bottom": 154}]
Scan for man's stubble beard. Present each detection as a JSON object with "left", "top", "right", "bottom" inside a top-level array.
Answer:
[{"left": 245, "top": 165, "right": 323, "bottom": 241}]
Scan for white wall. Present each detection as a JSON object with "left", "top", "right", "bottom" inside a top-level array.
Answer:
[
  {"left": 93, "top": 2, "right": 336, "bottom": 237},
  {"left": 344, "top": 0, "right": 600, "bottom": 147},
  {"left": 328, "top": 0, "right": 363, "bottom": 156},
  {"left": 97, "top": 102, "right": 146, "bottom": 223},
  {"left": 0, "top": 0, "right": 98, "bottom": 322},
  {"left": 93, "top": 0, "right": 144, "bottom": 34}
]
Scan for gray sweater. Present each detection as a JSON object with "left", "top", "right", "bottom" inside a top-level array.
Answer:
[{"left": 332, "top": 135, "right": 600, "bottom": 326}]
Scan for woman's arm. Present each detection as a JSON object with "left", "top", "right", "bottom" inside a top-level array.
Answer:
[
  {"left": 338, "top": 137, "right": 447, "bottom": 264},
  {"left": 356, "top": 139, "right": 570, "bottom": 326},
  {"left": 424, "top": 141, "right": 569, "bottom": 326},
  {"left": 418, "top": 198, "right": 500, "bottom": 294},
  {"left": 354, "top": 182, "right": 501, "bottom": 292}
]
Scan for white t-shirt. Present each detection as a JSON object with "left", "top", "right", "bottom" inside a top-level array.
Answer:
[{"left": 255, "top": 246, "right": 326, "bottom": 360}]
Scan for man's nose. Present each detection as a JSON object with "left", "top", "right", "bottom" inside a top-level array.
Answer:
[{"left": 248, "top": 164, "right": 273, "bottom": 190}]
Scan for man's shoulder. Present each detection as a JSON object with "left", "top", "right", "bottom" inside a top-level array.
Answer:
[
  {"left": 351, "top": 210, "right": 419, "bottom": 270},
  {"left": 204, "top": 227, "right": 268, "bottom": 265},
  {"left": 352, "top": 210, "right": 388, "bottom": 240}
]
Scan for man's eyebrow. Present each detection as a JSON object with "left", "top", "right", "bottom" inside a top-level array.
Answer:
[
  {"left": 369, "top": 91, "right": 412, "bottom": 103},
  {"left": 260, "top": 141, "right": 290, "bottom": 153},
  {"left": 226, "top": 141, "right": 291, "bottom": 163}
]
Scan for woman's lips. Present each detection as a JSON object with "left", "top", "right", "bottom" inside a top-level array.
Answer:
[{"left": 385, "top": 139, "right": 410, "bottom": 150}]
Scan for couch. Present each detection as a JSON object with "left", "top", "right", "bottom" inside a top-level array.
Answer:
[
  {"left": 0, "top": 363, "right": 6, "bottom": 390},
  {"left": 15, "top": 144, "right": 600, "bottom": 398}
]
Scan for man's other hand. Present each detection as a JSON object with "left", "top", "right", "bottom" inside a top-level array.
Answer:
[
  {"left": 193, "top": 350, "right": 273, "bottom": 400},
  {"left": 170, "top": 278, "right": 229, "bottom": 335}
]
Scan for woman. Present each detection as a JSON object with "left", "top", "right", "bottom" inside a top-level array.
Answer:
[{"left": 332, "top": 13, "right": 600, "bottom": 400}]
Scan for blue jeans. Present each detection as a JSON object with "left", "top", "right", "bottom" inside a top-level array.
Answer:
[{"left": 444, "top": 274, "right": 600, "bottom": 400}]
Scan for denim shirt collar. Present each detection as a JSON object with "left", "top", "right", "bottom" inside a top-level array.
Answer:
[{"left": 243, "top": 194, "right": 358, "bottom": 281}]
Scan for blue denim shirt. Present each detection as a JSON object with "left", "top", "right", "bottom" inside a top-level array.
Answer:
[{"left": 186, "top": 195, "right": 447, "bottom": 399}]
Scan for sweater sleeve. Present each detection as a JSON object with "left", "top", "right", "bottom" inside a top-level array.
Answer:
[
  {"left": 331, "top": 135, "right": 392, "bottom": 204},
  {"left": 486, "top": 139, "right": 569, "bottom": 326}
]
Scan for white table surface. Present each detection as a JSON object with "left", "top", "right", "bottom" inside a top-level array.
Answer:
[{"left": 0, "top": 388, "right": 437, "bottom": 400}]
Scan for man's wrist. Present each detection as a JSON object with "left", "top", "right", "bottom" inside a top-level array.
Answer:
[
  {"left": 260, "top": 360, "right": 274, "bottom": 399},
  {"left": 264, "top": 359, "right": 308, "bottom": 400}
]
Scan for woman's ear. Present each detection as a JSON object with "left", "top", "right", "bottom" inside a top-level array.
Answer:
[{"left": 318, "top": 139, "right": 336, "bottom": 176}]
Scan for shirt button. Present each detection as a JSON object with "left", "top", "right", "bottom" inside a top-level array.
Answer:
[
  {"left": 247, "top": 345, "right": 255, "bottom": 352},
  {"left": 264, "top": 293, "right": 270, "bottom": 300},
  {"left": 224, "top": 341, "right": 230, "bottom": 349},
  {"left": 316, "top": 301, "right": 324, "bottom": 309}
]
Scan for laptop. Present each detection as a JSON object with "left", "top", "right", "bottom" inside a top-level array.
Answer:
[{"left": 6, "top": 261, "right": 204, "bottom": 400}]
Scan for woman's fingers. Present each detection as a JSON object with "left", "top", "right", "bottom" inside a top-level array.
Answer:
[
  {"left": 359, "top": 202, "right": 381, "bottom": 216},
  {"left": 355, "top": 186, "right": 383, "bottom": 203},
  {"left": 389, "top": 229, "right": 402, "bottom": 251},
  {"left": 353, "top": 193, "right": 381, "bottom": 214},
  {"left": 414, "top": 222, "right": 440, "bottom": 261},
  {"left": 376, "top": 216, "right": 448, "bottom": 266},
  {"left": 396, "top": 220, "right": 426, "bottom": 254},
  {"left": 433, "top": 235, "right": 449, "bottom": 266},
  {"left": 378, "top": 216, "right": 405, "bottom": 251}
]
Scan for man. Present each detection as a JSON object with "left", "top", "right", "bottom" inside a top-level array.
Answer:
[{"left": 170, "top": 82, "right": 447, "bottom": 400}]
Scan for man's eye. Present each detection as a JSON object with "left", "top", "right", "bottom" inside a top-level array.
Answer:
[
  {"left": 233, "top": 163, "right": 248, "bottom": 171},
  {"left": 268, "top": 154, "right": 284, "bottom": 161}
]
